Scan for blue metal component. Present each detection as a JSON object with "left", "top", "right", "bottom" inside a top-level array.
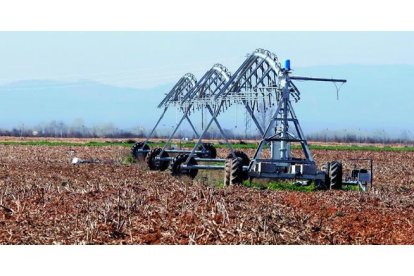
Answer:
[{"left": 284, "top": 59, "right": 291, "bottom": 71}]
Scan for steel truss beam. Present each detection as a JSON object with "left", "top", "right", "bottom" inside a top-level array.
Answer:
[
  {"left": 186, "top": 49, "right": 285, "bottom": 162},
  {"left": 159, "top": 64, "right": 235, "bottom": 158},
  {"left": 158, "top": 73, "right": 197, "bottom": 108},
  {"left": 139, "top": 73, "right": 198, "bottom": 148}
]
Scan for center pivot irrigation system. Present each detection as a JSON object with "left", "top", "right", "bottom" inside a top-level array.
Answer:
[{"left": 131, "top": 49, "right": 373, "bottom": 191}]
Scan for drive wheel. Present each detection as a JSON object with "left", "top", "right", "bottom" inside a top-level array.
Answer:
[
  {"left": 145, "top": 148, "right": 170, "bottom": 171},
  {"left": 328, "top": 161, "right": 343, "bottom": 189},
  {"left": 224, "top": 158, "right": 232, "bottom": 186},
  {"left": 169, "top": 154, "right": 198, "bottom": 179},
  {"left": 226, "top": 151, "right": 250, "bottom": 180},
  {"left": 224, "top": 157, "right": 243, "bottom": 186},
  {"left": 131, "top": 142, "right": 150, "bottom": 160},
  {"left": 197, "top": 143, "right": 217, "bottom": 158}
]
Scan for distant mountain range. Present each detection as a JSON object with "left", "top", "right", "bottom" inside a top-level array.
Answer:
[
  {"left": 0, "top": 64, "right": 412, "bottom": 138},
  {"left": 0, "top": 79, "right": 171, "bottom": 130}
]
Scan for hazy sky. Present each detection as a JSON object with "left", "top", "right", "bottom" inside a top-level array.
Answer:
[
  {"left": 0, "top": 32, "right": 413, "bottom": 135},
  {"left": 0, "top": 32, "right": 413, "bottom": 88}
]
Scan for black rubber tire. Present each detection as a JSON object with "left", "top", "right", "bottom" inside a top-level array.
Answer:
[
  {"left": 223, "top": 158, "right": 243, "bottom": 186},
  {"left": 131, "top": 142, "right": 150, "bottom": 160},
  {"left": 224, "top": 158, "right": 232, "bottom": 186},
  {"left": 169, "top": 154, "right": 198, "bottom": 179},
  {"left": 321, "top": 163, "right": 329, "bottom": 174},
  {"left": 197, "top": 143, "right": 217, "bottom": 158},
  {"left": 328, "top": 161, "right": 343, "bottom": 189},
  {"left": 226, "top": 151, "right": 250, "bottom": 180},
  {"left": 145, "top": 148, "right": 170, "bottom": 171},
  {"left": 226, "top": 151, "right": 249, "bottom": 165},
  {"left": 318, "top": 161, "right": 343, "bottom": 189},
  {"left": 230, "top": 157, "right": 243, "bottom": 185}
]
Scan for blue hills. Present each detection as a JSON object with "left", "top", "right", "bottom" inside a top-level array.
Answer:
[{"left": 0, "top": 79, "right": 171, "bottom": 130}]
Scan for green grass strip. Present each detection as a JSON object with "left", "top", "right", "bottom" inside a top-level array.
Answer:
[{"left": 0, "top": 140, "right": 413, "bottom": 152}]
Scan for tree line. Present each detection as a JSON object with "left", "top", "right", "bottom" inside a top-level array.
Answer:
[{"left": 0, "top": 119, "right": 412, "bottom": 144}]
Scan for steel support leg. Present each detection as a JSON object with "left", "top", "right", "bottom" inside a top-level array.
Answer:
[
  {"left": 242, "top": 100, "right": 265, "bottom": 136},
  {"left": 185, "top": 101, "right": 231, "bottom": 162},
  {"left": 142, "top": 106, "right": 168, "bottom": 147},
  {"left": 206, "top": 105, "right": 235, "bottom": 156},
  {"left": 160, "top": 106, "right": 192, "bottom": 154},
  {"left": 288, "top": 101, "right": 313, "bottom": 161},
  {"left": 248, "top": 99, "right": 283, "bottom": 170}
]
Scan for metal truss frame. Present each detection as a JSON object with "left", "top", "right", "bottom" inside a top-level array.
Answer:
[
  {"left": 183, "top": 49, "right": 285, "bottom": 166},
  {"left": 157, "top": 64, "right": 235, "bottom": 160},
  {"left": 135, "top": 73, "right": 198, "bottom": 153},
  {"left": 180, "top": 49, "right": 347, "bottom": 183}
]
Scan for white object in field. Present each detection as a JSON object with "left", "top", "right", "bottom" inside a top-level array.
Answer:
[
  {"left": 71, "top": 157, "right": 92, "bottom": 164},
  {"left": 71, "top": 157, "right": 81, "bottom": 164},
  {"left": 70, "top": 157, "right": 109, "bottom": 164}
]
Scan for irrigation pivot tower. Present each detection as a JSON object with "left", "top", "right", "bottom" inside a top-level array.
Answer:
[
  {"left": 246, "top": 59, "right": 347, "bottom": 185},
  {"left": 140, "top": 49, "right": 371, "bottom": 190},
  {"left": 169, "top": 49, "right": 351, "bottom": 188}
]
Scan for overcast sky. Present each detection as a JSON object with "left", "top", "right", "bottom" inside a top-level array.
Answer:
[{"left": 0, "top": 32, "right": 413, "bottom": 88}]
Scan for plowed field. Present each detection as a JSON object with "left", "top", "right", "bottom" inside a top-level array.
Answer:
[{"left": 0, "top": 142, "right": 413, "bottom": 244}]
